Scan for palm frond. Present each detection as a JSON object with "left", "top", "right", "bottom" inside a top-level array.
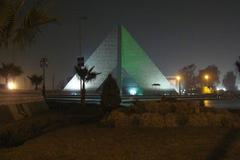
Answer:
[
  {"left": 0, "top": 0, "right": 56, "bottom": 48},
  {"left": 88, "top": 66, "right": 95, "bottom": 74},
  {"left": 28, "top": 74, "right": 43, "bottom": 85}
]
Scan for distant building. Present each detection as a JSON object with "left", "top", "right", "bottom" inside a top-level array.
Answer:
[{"left": 64, "top": 26, "right": 177, "bottom": 95}]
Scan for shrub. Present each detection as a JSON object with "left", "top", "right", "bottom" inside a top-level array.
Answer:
[
  {"left": 104, "top": 110, "right": 130, "bottom": 127},
  {"left": 101, "top": 101, "right": 240, "bottom": 128},
  {"left": 0, "top": 114, "right": 66, "bottom": 148},
  {"left": 130, "top": 115, "right": 140, "bottom": 127},
  {"left": 101, "top": 74, "right": 121, "bottom": 111},
  {"left": 140, "top": 113, "right": 165, "bottom": 128},
  {"left": 165, "top": 113, "right": 177, "bottom": 127},
  {"left": 176, "top": 113, "right": 189, "bottom": 127},
  {"left": 0, "top": 130, "right": 24, "bottom": 148},
  {"left": 130, "top": 102, "right": 147, "bottom": 113}
]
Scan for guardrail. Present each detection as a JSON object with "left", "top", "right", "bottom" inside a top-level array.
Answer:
[{"left": 0, "top": 91, "right": 43, "bottom": 105}]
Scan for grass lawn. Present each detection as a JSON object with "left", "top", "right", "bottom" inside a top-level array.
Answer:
[{"left": 0, "top": 125, "right": 239, "bottom": 160}]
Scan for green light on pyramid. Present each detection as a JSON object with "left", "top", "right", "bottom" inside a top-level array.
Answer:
[
  {"left": 121, "top": 26, "right": 174, "bottom": 91},
  {"left": 64, "top": 25, "right": 176, "bottom": 94}
]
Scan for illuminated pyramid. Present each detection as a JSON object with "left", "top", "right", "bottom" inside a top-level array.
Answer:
[{"left": 64, "top": 26, "right": 176, "bottom": 95}]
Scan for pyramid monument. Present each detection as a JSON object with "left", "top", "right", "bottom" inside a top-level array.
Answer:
[{"left": 64, "top": 26, "right": 176, "bottom": 95}]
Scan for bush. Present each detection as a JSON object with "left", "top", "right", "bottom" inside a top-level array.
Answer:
[
  {"left": 0, "top": 114, "right": 66, "bottom": 148},
  {"left": 140, "top": 113, "right": 165, "bottom": 128},
  {"left": 0, "top": 130, "right": 24, "bottom": 148},
  {"left": 102, "top": 110, "right": 130, "bottom": 127},
  {"left": 130, "top": 115, "right": 140, "bottom": 127},
  {"left": 165, "top": 113, "right": 177, "bottom": 127},
  {"left": 101, "top": 74, "right": 121, "bottom": 111},
  {"left": 176, "top": 114, "right": 189, "bottom": 127},
  {"left": 101, "top": 101, "right": 240, "bottom": 128}
]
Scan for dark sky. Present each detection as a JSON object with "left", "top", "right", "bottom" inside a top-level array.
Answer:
[{"left": 2, "top": 0, "right": 240, "bottom": 89}]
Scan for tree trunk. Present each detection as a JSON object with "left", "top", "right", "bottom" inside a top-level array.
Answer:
[
  {"left": 81, "top": 79, "right": 86, "bottom": 106},
  {"left": 5, "top": 76, "right": 8, "bottom": 85},
  {"left": 35, "top": 85, "right": 38, "bottom": 90}
]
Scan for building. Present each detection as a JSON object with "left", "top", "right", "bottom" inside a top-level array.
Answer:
[{"left": 64, "top": 26, "right": 177, "bottom": 95}]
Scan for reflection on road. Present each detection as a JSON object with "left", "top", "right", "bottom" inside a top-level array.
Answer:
[{"left": 204, "top": 100, "right": 240, "bottom": 109}]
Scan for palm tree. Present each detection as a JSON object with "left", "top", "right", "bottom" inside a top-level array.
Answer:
[
  {"left": 0, "top": 0, "right": 56, "bottom": 48},
  {"left": 27, "top": 74, "right": 42, "bottom": 90},
  {"left": 75, "top": 65, "right": 100, "bottom": 106},
  {"left": 235, "top": 56, "right": 240, "bottom": 74},
  {"left": 0, "top": 63, "right": 23, "bottom": 84}
]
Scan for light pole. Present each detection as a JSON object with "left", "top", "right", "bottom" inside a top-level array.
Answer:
[
  {"left": 79, "top": 16, "right": 87, "bottom": 58},
  {"left": 176, "top": 76, "right": 181, "bottom": 95},
  {"left": 204, "top": 74, "right": 209, "bottom": 87},
  {"left": 40, "top": 58, "right": 48, "bottom": 97}
]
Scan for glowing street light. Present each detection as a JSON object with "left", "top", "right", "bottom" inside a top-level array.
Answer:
[
  {"left": 204, "top": 74, "right": 209, "bottom": 81},
  {"left": 7, "top": 81, "right": 17, "bottom": 90},
  {"left": 204, "top": 74, "right": 210, "bottom": 87},
  {"left": 176, "top": 76, "right": 181, "bottom": 95},
  {"left": 176, "top": 76, "right": 181, "bottom": 81}
]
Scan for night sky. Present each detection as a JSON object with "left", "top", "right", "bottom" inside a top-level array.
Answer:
[{"left": 1, "top": 0, "right": 240, "bottom": 89}]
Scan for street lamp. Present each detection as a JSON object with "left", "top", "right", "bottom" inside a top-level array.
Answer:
[
  {"left": 204, "top": 74, "right": 209, "bottom": 81},
  {"left": 79, "top": 16, "right": 87, "bottom": 58},
  {"left": 204, "top": 74, "right": 209, "bottom": 87},
  {"left": 40, "top": 58, "right": 48, "bottom": 97},
  {"left": 176, "top": 76, "right": 181, "bottom": 95}
]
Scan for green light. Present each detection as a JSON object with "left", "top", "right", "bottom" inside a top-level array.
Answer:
[{"left": 121, "top": 26, "right": 175, "bottom": 91}]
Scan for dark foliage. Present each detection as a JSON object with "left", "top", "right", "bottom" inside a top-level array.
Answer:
[
  {"left": 0, "top": 63, "right": 23, "bottom": 84},
  {"left": 222, "top": 71, "right": 237, "bottom": 91},
  {"left": 0, "top": 0, "right": 56, "bottom": 48},
  {"left": 197, "top": 65, "right": 220, "bottom": 89},
  {"left": 28, "top": 74, "right": 43, "bottom": 90},
  {"left": 178, "top": 64, "right": 197, "bottom": 91},
  {"left": 75, "top": 65, "right": 100, "bottom": 106},
  {"left": 101, "top": 74, "right": 121, "bottom": 111}
]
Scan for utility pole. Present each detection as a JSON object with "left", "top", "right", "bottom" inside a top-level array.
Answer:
[
  {"left": 79, "top": 16, "right": 87, "bottom": 58},
  {"left": 40, "top": 58, "right": 48, "bottom": 97},
  {"left": 78, "top": 16, "right": 87, "bottom": 96}
]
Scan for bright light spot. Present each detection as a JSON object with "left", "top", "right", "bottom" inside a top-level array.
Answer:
[
  {"left": 8, "top": 81, "right": 17, "bottom": 90},
  {"left": 176, "top": 76, "right": 181, "bottom": 81},
  {"left": 204, "top": 74, "right": 209, "bottom": 80},
  {"left": 129, "top": 87, "right": 137, "bottom": 95},
  {"left": 216, "top": 86, "right": 226, "bottom": 91},
  {"left": 202, "top": 86, "right": 212, "bottom": 94}
]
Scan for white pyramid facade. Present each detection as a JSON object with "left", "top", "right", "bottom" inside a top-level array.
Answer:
[
  {"left": 64, "top": 29, "right": 118, "bottom": 91},
  {"left": 64, "top": 26, "right": 177, "bottom": 94}
]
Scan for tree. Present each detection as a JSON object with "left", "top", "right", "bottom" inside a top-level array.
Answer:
[
  {"left": 235, "top": 56, "right": 240, "bottom": 74},
  {"left": 27, "top": 74, "right": 42, "bottom": 90},
  {"left": 223, "top": 71, "right": 237, "bottom": 91},
  {"left": 0, "top": 0, "right": 56, "bottom": 48},
  {"left": 101, "top": 74, "right": 120, "bottom": 111},
  {"left": 178, "top": 64, "right": 197, "bottom": 91},
  {"left": 197, "top": 65, "right": 220, "bottom": 89},
  {"left": 75, "top": 65, "right": 100, "bottom": 106},
  {"left": 0, "top": 63, "right": 23, "bottom": 84}
]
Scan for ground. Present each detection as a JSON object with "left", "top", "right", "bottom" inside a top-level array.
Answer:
[{"left": 0, "top": 125, "right": 240, "bottom": 160}]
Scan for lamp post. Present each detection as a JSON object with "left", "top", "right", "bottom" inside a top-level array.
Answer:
[
  {"left": 40, "top": 58, "right": 48, "bottom": 97},
  {"left": 204, "top": 74, "right": 209, "bottom": 87},
  {"left": 77, "top": 57, "right": 84, "bottom": 101},
  {"left": 79, "top": 16, "right": 87, "bottom": 58},
  {"left": 176, "top": 76, "right": 181, "bottom": 95}
]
